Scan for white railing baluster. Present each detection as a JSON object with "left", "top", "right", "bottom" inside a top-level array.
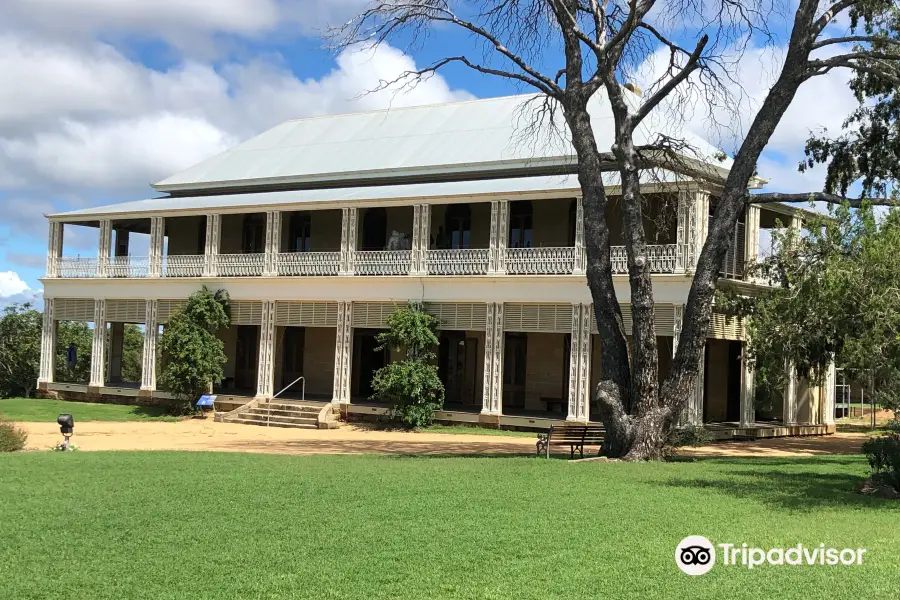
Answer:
[
  {"left": 505, "top": 247, "right": 576, "bottom": 275},
  {"left": 57, "top": 257, "right": 99, "bottom": 278},
  {"left": 354, "top": 250, "right": 412, "bottom": 276},
  {"left": 214, "top": 253, "right": 265, "bottom": 277},
  {"left": 163, "top": 255, "right": 205, "bottom": 278},
  {"left": 425, "top": 249, "right": 489, "bottom": 275},
  {"left": 276, "top": 252, "right": 341, "bottom": 276}
]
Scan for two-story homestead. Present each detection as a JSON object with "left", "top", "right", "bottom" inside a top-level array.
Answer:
[{"left": 36, "top": 92, "right": 836, "bottom": 437}]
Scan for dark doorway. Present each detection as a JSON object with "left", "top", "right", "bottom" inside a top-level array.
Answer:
[
  {"left": 281, "top": 326, "right": 306, "bottom": 392},
  {"left": 502, "top": 333, "right": 527, "bottom": 411},
  {"left": 242, "top": 214, "right": 266, "bottom": 253},
  {"left": 508, "top": 200, "right": 533, "bottom": 248},
  {"left": 726, "top": 340, "right": 742, "bottom": 422},
  {"left": 354, "top": 329, "right": 388, "bottom": 399},
  {"left": 445, "top": 203, "right": 472, "bottom": 249},
  {"left": 362, "top": 208, "right": 387, "bottom": 251},
  {"left": 286, "top": 213, "right": 312, "bottom": 252},
  {"left": 235, "top": 325, "right": 259, "bottom": 391},
  {"left": 439, "top": 332, "right": 479, "bottom": 407}
]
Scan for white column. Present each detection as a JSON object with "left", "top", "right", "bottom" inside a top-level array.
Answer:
[
  {"left": 481, "top": 302, "right": 504, "bottom": 415},
  {"left": 573, "top": 196, "right": 585, "bottom": 275},
  {"left": 263, "top": 211, "right": 281, "bottom": 277},
  {"left": 255, "top": 300, "right": 276, "bottom": 398},
  {"left": 739, "top": 341, "right": 756, "bottom": 427},
  {"left": 567, "top": 303, "right": 592, "bottom": 422},
  {"left": 675, "top": 190, "right": 710, "bottom": 272},
  {"left": 410, "top": 203, "right": 430, "bottom": 275},
  {"left": 339, "top": 208, "right": 357, "bottom": 276},
  {"left": 46, "top": 221, "right": 63, "bottom": 278},
  {"left": 89, "top": 299, "right": 106, "bottom": 388},
  {"left": 97, "top": 219, "right": 112, "bottom": 277},
  {"left": 411, "top": 204, "right": 423, "bottom": 275},
  {"left": 332, "top": 301, "right": 353, "bottom": 403},
  {"left": 743, "top": 204, "right": 760, "bottom": 279},
  {"left": 38, "top": 298, "right": 56, "bottom": 385},
  {"left": 822, "top": 361, "right": 836, "bottom": 426},
  {"left": 140, "top": 300, "right": 159, "bottom": 392},
  {"left": 203, "top": 214, "right": 221, "bottom": 277},
  {"left": 488, "top": 201, "right": 509, "bottom": 275},
  {"left": 148, "top": 217, "right": 164, "bottom": 277},
  {"left": 783, "top": 360, "right": 797, "bottom": 425}
]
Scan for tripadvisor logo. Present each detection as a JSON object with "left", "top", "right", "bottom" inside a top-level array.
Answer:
[{"left": 675, "top": 536, "right": 867, "bottom": 575}]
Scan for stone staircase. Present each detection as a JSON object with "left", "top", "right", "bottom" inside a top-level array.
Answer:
[{"left": 223, "top": 400, "right": 323, "bottom": 429}]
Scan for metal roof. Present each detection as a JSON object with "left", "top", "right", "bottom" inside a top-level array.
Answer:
[
  {"left": 152, "top": 91, "right": 730, "bottom": 193},
  {"left": 54, "top": 172, "right": 697, "bottom": 220}
]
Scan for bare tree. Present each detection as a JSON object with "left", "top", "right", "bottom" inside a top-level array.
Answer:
[{"left": 332, "top": 0, "right": 900, "bottom": 460}]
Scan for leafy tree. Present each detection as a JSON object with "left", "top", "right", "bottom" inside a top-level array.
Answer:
[
  {"left": 371, "top": 302, "right": 445, "bottom": 428},
  {"left": 334, "top": 1, "right": 900, "bottom": 459},
  {"left": 159, "top": 286, "right": 230, "bottom": 408},
  {"left": 722, "top": 203, "right": 900, "bottom": 411},
  {"left": 55, "top": 321, "right": 92, "bottom": 384},
  {"left": 120, "top": 324, "right": 145, "bottom": 383},
  {"left": 0, "top": 303, "right": 41, "bottom": 398}
]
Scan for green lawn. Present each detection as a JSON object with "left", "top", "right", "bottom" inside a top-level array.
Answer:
[
  {"left": 0, "top": 398, "right": 178, "bottom": 422},
  {"left": 0, "top": 452, "right": 897, "bottom": 599},
  {"left": 424, "top": 424, "right": 536, "bottom": 437}
]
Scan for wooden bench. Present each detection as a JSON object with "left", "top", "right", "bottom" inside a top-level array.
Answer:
[{"left": 536, "top": 424, "right": 605, "bottom": 458}]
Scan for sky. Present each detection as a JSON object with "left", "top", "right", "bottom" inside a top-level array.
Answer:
[{"left": 0, "top": 0, "right": 862, "bottom": 308}]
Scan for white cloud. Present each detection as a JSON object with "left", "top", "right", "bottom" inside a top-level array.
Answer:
[
  {"left": 0, "top": 271, "right": 31, "bottom": 298},
  {"left": 636, "top": 43, "right": 859, "bottom": 191}
]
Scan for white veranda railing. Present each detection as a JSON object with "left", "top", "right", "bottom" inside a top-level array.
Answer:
[
  {"left": 164, "top": 255, "right": 205, "bottom": 278},
  {"left": 610, "top": 244, "right": 679, "bottom": 273},
  {"left": 505, "top": 247, "right": 576, "bottom": 275},
  {"left": 276, "top": 252, "right": 341, "bottom": 276},
  {"left": 354, "top": 250, "right": 412, "bottom": 276},
  {"left": 108, "top": 256, "right": 150, "bottom": 278},
  {"left": 56, "top": 257, "right": 98, "bottom": 278},
  {"left": 425, "top": 248, "right": 489, "bottom": 275},
  {"left": 214, "top": 253, "right": 265, "bottom": 277}
]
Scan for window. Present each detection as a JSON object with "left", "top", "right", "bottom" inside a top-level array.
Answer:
[
  {"left": 509, "top": 201, "right": 533, "bottom": 248},
  {"left": 445, "top": 203, "right": 472, "bottom": 249},
  {"left": 288, "top": 213, "right": 311, "bottom": 252}
]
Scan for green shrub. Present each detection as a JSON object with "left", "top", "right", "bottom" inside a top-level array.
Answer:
[
  {"left": 0, "top": 419, "right": 28, "bottom": 452},
  {"left": 862, "top": 426, "right": 900, "bottom": 492},
  {"left": 159, "top": 286, "right": 230, "bottom": 412},
  {"left": 370, "top": 302, "right": 444, "bottom": 429},
  {"left": 667, "top": 425, "right": 713, "bottom": 449}
]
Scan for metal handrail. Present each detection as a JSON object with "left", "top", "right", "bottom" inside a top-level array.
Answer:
[{"left": 267, "top": 376, "right": 305, "bottom": 427}]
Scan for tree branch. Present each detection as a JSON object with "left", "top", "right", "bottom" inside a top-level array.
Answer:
[{"left": 632, "top": 34, "right": 709, "bottom": 126}]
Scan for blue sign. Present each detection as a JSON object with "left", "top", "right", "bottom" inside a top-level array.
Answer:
[
  {"left": 66, "top": 344, "right": 77, "bottom": 370},
  {"left": 196, "top": 395, "right": 216, "bottom": 407}
]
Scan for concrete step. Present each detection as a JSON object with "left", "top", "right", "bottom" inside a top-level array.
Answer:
[
  {"left": 237, "top": 412, "right": 318, "bottom": 425},
  {"left": 227, "top": 417, "right": 317, "bottom": 429},
  {"left": 262, "top": 403, "right": 322, "bottom": 414},
  {"left": 248, "top": 407, "right": 319, "bottom": 418}
]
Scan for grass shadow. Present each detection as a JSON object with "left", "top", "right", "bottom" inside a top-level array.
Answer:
[{"left": 663, "top": 456, "right": 897, "bottom": 510}]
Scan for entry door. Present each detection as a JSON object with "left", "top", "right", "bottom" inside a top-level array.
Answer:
[
  {"left": 355, "top": 330, "right": 387, "bottom": 399},
  {"left": 235, "top": 325, "right": 259, "bottom": 391},
  {"left": 503, "top": 333, "right": 527, "bottom": 409},
  {"left": 439, "top": 333, "right": 479, "bottom": 406},
  {"left": 281, "top": 327, "right": 306, "bottom": 394}
]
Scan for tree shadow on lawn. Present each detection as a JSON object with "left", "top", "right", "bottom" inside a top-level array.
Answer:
[{"left": 663, "top": 456, "right": 896, "bottom": 511}]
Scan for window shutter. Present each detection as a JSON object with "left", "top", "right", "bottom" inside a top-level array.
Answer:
[
  {"left": 105, "top": 300, "right": 147, "bottom": 323},
  {"left": 275, "top": 302, "right": 339, "bottom": 327},
  {"left": 425, "top": 303, "right": 487, "bottom": 331},
  {"left": 53, "top": 298, "right": 95, "bottom": 322}
]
